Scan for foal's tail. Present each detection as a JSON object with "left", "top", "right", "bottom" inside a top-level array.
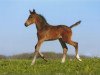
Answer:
[{"left": 70, "top": 20, "right": 81, "bottom": 28}]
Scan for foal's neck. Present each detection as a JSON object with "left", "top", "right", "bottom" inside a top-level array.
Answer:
[
  {"left": 36, "top": 23, "right": 48, "bottom": 31},
  {"left": 35, "top": 15, "right": 49, "bottom": 31}
]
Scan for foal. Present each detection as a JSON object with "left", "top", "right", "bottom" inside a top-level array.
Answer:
[{"left": 25, "top": 9, "right": 82, "bottom": 65}]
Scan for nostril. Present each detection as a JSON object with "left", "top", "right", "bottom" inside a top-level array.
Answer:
[{"left": 24, "top": 23, "right": 27, "bottom": 27}]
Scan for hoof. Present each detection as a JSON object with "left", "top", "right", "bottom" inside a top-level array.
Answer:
[
  {"left": 77, "top": 58, "right": 82, "bottom": 61},
  {"left": 61, "top": 60, "right": 65, "bottom": 63},
  {"left": 31, "top": 62, "right": 35, "bottom": 66}
]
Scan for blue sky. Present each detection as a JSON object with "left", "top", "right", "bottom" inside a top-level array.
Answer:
[{"left": 0, "top": 0, "right": 100, "bottom": 57}]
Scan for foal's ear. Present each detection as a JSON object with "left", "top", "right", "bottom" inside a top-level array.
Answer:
[
  {"left": 33, "top": 9, "right": 36, "bottom": 14},
  {"left": 29, "top": 10, "right": 32, "bottom": 14}
]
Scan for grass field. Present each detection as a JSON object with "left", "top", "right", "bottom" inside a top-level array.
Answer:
[{"left": 0, "top": 58, "right": 100, "bottom": 75}]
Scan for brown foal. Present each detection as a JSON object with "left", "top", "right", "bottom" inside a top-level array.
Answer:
[{"left": 24, "top": 9, "right": 82, "bottom": 65}]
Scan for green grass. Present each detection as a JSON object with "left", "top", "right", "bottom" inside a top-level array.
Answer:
[{"left": 0, "top": 58, "right": 100, "bottom": 75}]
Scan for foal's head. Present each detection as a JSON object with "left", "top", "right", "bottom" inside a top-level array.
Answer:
[{"left": 24, "top": 9, "right": 37, "bottom": 27}]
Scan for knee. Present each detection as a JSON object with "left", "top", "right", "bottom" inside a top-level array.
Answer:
[
  {"left": 34, "top": 50, "right": 39, "bottom": 55},
  {"left": 66, "top": 46, "right": 68, "bottom": 50},
  {"left": 35, "top": 44, "right": 37, "bottom": 49}
]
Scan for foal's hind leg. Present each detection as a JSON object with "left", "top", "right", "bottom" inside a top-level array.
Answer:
[
  {"left": 59, "top": 38, "right": 68, "bottom": 63},
  {"left": 67, "top": 40, "right": 82, "bottom": 61}
]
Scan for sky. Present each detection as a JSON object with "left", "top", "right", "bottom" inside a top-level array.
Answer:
[{"left": 0, "top": 0, "right": 100, "bottom": 57}]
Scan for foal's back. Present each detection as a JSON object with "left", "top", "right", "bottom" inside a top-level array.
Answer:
[{"left": 37, "top": 25, "right": 72, "bottom": 41}]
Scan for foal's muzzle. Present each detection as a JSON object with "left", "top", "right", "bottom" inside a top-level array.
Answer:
[{"left": 24, "top": 23, "right": 28, "bottom": 27}]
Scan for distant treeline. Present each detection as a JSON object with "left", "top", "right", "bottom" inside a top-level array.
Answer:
[{"left": 0, "top": 52, "right": 91, "bottom": 59}]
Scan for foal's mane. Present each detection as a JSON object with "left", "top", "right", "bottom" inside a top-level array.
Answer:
[{"left": 38, "top": 14, "right": 48, "bottom": 24}]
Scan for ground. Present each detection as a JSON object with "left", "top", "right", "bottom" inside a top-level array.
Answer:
[{"left": 0, "top": 58, "right": 100, "bottom": 75}]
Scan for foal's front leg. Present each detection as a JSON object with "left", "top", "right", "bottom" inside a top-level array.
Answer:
[
  {"left": 39, "top": 52, "right": 48, "bottom": 62},
  {"left": 31, "top": 40, "right": 43, "bottom": 65}
]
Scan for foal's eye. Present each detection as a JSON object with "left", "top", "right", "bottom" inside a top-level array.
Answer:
[{"left": 30, "top": 16, "right": 33, "bottom": 18}]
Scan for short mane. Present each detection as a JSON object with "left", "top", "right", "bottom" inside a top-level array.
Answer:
[{"left": 38, "top": 14, "right": 48, "bottom": 24}]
